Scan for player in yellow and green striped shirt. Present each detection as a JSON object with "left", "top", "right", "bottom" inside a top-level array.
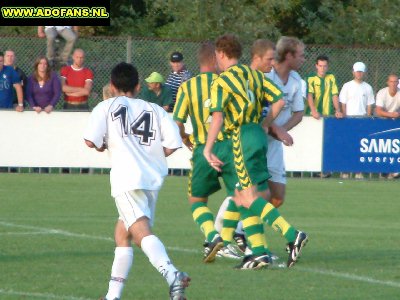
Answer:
[
  {"left": 204, "top": 34, "right": 309, "bottom": 269},
  {"left": 173, "top": 42, "right": 239, "bottom": 263},
  {"left": 306, "top": 55, "right": 343, "bottom": 119}
]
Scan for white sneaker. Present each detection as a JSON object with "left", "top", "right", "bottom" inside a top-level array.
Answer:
[{"left": 216, "top": 244, "right": 243, "bottom": 259}]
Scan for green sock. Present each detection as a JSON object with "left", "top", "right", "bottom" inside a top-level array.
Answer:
[
  {"left": 191, "top": 202, "right": 218, "bottom": 242},
  {"left": 221, "top": 199, "right": 240, "bottom": 246},
  {"left": 238, "top": 206, "right": 267, "bottom": 256},
  {"left": 249, "top": 197, "right": 297, "bottom": 242}
]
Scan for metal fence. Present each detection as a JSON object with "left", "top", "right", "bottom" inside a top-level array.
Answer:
[{"left": 1, "top": 35, "right": 400, "bottom": 109}]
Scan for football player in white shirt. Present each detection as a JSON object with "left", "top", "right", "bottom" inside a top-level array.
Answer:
[
  {"left": 264, "top": 36, "right": 305, "bottom": 208},
  {"left": 84, "top": 62, "right": 190, "bottom": 300}
]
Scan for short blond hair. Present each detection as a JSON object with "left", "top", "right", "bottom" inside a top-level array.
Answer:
[{"left": 275, "top": 36, "right": 304, "bottom": 63}]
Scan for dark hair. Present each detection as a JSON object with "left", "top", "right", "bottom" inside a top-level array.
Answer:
[
  {"left": 111, "top": 62, "right": 139, "bottom": 94},
  {"left": 215, "top": 34, "right": 242, "bottom": 59},
  {"left": 316, "top": 55, "right": 329, "bottom": 64}
]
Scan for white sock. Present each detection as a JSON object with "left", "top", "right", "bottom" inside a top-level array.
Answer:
[
  {"left": 235, "top": 221, "right": 244, "bottom": 235},
  {"left": 141, "top": 235, "right": 178, "bottom": 286},
  {"left": 105, "top": 247, "right": 133, "bottom": 300},
  {"left": 215, "top": 197, "right": 231, "bottom": 232}
]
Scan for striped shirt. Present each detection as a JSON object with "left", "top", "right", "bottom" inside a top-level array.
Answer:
[
  {"left": 165, "top": 68, "right": 192, "bottom": 112},
  {"left": 173, "top": 72, "right": 224, "bottom": 145},
  {"left": 210, "top": 64, "right": 282, "bottom": 132},
  {"left": 306, "top": 72, "right": 338, "bottom": 116}
]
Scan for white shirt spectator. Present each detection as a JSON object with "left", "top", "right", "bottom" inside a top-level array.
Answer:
[
  {"left": 376, "top": 87, "right": 400, "bottom": 112},
  {"left": 339, "top": 80, "right": 375, "bottom": 116}
]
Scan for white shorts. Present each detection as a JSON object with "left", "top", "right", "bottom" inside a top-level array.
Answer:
[
  {"left": 267, "top": 137, "right": 286, "bottom": 184},
  {"left": 114, "top": 190, "right": 159, "bottom": 230}
]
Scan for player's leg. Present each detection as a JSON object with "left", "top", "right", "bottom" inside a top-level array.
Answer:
[
  {"left": 234, "top": 187, "right": 309, "bottom": 267},
  {"left": 266, "top": 181, "right": 286, "bottom": 208},
  {"left": 189, "top": 144, "right": 223, "bottom": 262},
  {"left": 266, "top": 138, "right": 287, "bottom": 208},
  {"left": 103, "top": 220, "right": 133, "bottom": 300},
  {"left": 231, "top": 125, "right": 271, "bottom": 269},
  {"left": 117, "top": 190, "right": 190, "bottom": 299}
]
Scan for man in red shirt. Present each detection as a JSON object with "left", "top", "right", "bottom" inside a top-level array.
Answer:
[{"left": 61, "top": 48, "right": 93, "bottom": 110}]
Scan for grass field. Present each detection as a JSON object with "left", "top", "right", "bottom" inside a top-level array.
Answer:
[{"left": 0, "top": 173, "right": 399, "bottom": 300}]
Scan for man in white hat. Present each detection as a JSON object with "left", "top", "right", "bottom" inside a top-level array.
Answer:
[
  {"left": 339, "top": 61, "right": 375, "bottom": 179},
  {"left": 138, "top": 71, "right": 173, "bottom": 111},
  {"left": 339, "top": 62, "right": 375, "bottom": 117}
]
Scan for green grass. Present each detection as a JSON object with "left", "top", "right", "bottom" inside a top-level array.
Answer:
[{"left": 0, "top": 174, "right": 399, "bottom": 300}]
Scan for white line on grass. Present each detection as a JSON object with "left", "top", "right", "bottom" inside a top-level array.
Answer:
[
  {"left": 0, "top": 289, "right": 92, "bottom": 300},
  {"left": 298, "top": 267, "right": 400, "bottom": 288},
  {"left": 0, "top": 231, "right": 50, "bottom": 236},
  {"left": 2, "top": 220, "right": 400, "bottom": 289}
]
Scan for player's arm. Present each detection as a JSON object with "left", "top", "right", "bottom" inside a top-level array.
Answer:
[
  {"left": 268, "top": 123, "right": 293, "bottom": 146},
  {"left": 175, "top": 121, "right": 193, "bottom": 151},
  {"left": 283, "top": 111, "right": 303, "bottom": 132},
  {"left": 163, "top": 147, "right": 177, "bottom": 157},
  {"left": 84, "top": 139, "right": 106, "bottom": 152},
  {"left": 261, "top": 98, "right": 285, "bottom": 130},
  {"left": 203, "top": 111, "right": 224, "bottom": 172}
]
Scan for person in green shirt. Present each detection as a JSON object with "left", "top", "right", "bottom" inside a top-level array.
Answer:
[{"left": 139, "top": 72, "right": 172, "bottom": 111}]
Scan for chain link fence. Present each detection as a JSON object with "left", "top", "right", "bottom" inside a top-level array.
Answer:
[{"left": 1, "top": 35, "right": 400, "bottom": 110}]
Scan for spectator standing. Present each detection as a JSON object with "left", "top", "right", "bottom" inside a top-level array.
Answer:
[
  {"left": 306, "top": 55, "right": 343, "bottom": 119},
  {"left": 0, "top": 52, "right": 24, "bottom": 112},
  {"left": 339, "top": 62, "right": 375, "bottom": 179},
  {"left": 165, "top": 51, "right": 192, "bottom": 112},
  {"left": 375, "top": 73, "right": 400, "bottom": 179},
  {"left": 26, "top": 56, "right": 61, "bottom": 113},
  {"left": 38, "top": 26, "right": 78, "bottom": 66},
  {"left": 60, "top": 49, "right": 93, "bottom": 110},
  {"left": 138, "top": 72, "right": 172, "bottom": 111},
  {"left": 307, "top": 55, "right": 342, "bottom": 178},
  {"left": 4, "top": 49, "right": 28, "bottom": 107}
]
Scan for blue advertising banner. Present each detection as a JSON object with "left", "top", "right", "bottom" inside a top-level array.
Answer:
[{"left": 323, "top": 118, "right": 400, "bottom": 172}]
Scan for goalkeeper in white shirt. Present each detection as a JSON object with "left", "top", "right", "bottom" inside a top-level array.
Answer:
[{"left": 84, "top": 62, "right": 190, "bottom": 300}]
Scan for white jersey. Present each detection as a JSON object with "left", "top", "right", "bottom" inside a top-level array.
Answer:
[
  {"left": 84, "top": 96, "right": 182, "bottom": 197},
  {"left": 264, "top": 70, "right": 304, "bottom": 184},
  {"left": 339, "top": 80, "right": 375, "bottom": 116},
  {"left": 265, "top": 69, "right": 304, "bottom": 127},
  {"left": 375, "top": 87, "right": 400, "bottom": 112}
]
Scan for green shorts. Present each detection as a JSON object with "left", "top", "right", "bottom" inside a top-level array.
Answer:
[
  {"left": 230, "top": 123, "right": 270, "bottom": 190},
  {"left": 189, "top": 140, "right": 236, "bottom": 198}
]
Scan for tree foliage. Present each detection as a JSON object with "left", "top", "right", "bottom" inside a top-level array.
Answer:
[{"left": 1, "top": 0, "right": 399, "bottom": 46}]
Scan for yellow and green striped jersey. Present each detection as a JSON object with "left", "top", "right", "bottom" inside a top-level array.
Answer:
[
  {"left": 306, "top": 72, "right": 338, "bottom": 116},
  {"left": 210, "top": 64, "right": 282, "bottom": 133},
  {"left": 173, "top": 72, "right": 224, "bottom": 146}
]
